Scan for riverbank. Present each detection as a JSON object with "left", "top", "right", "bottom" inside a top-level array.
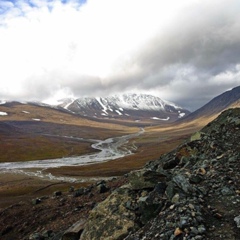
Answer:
[{"left": 0, "top": 129, "right": 144, "bottom": 182}]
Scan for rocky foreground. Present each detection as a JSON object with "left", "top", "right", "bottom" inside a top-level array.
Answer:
[{"left": 1, "top": 108, "right": 240, "bottom": 239}]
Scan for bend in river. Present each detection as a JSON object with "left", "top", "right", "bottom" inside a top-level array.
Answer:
[{"left": 0, "top": 128, "right": 144, "bottom": 181}]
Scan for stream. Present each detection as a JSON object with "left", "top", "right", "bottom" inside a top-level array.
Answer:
[{"left": 0, "top": 128, "right": 144, "bottom": 182}]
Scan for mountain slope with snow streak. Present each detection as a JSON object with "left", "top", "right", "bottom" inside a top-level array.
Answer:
[{"left": 58, "top": 93, "right": 190, "bottom": 122}]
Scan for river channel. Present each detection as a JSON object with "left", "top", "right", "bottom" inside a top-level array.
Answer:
[{"left": 0, "top": 128, "right": 144, "bottom": 181}]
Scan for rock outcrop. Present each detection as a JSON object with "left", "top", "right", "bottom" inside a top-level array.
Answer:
[{"left": 80, "top": 108, "right": 240, "bottom": 240}]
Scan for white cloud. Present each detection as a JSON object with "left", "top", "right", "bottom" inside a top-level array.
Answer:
[{"left": 0, "top": 0, "right": 240, "bottom": 110}]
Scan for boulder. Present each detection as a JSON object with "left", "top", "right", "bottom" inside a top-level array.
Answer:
[
  {"left": 80, "top": 187, "right": 138, "bottom": 240},
  {"left": 53, "top": 191, "right": 62, "bottom": 197},
  {"left": 173, "top": 174, "right": 194, "bottom": 194},
  {"left": 32, "top": 198, "right": 41, "bottom": 205},
  {"left": 62, "top": 219, "right": 86, "bottom": 240},
  {"left": 97, "top": 183, "right": 109, "bottom": 194},
  {"left": 128, "top": 169, "right": 166, "bottom": 190}
]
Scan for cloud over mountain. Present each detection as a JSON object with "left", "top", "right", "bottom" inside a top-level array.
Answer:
[{"left": 0, "top": 0, "right": 240, "bottom": 110}]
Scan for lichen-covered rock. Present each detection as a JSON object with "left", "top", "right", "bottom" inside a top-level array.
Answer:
[
  {"left": 128, "top": 169, "right": 166, "bottom": 190},
  {"left": 190, "top": 131, "right": 205, "bottom": 142},
  {"left": 80, "top": 187, "right": 138, "bottom": 240},
  {"left": 80, "top": 171, "right": 165, "bottom": 239}
]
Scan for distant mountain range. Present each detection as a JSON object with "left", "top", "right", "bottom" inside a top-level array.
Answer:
[
  {"left": 56, "top": 93, "right": 190, "bottom": 122},
  {"left": 1, "top": 87, "right": 240, "bottom": 125}
]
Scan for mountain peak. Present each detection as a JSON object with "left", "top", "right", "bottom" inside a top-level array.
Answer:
[{"left": 57, "top": 93, "right": 190, "bottom": 123}]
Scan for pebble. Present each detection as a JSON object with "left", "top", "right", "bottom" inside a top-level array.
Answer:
[
  {"left": 174, "top": 227, "right": 183, "bottom": 236},
  {"left": 234, "top": 215, "right": 240, "bottom": 228}
]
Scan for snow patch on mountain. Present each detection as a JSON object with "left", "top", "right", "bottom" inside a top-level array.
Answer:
[
  {"left": 178, "top": 112, "right": 186, "bottom": 118},
  {"left": 56, "top": 98, "right": 75, "bottom": 109},
  {"left": 115, "top": 110, "right": 123, "bottom": 116},
  {"left": 0, "top": 111, "right": 8, "bottom": 116},
  {"left": 64, "top": 99, "right": 75, "bottom": 110},
  {"left": 151, "top": 117, "right": 170, "bottom": 121},
  {"left": 96, "top": 97, "right": 108, "bottom": 115}
]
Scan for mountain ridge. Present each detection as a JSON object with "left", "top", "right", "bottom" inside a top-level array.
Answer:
[
  {"left": 179, "top": 85, "right": 240, "bottom": 123},
  {"left": 57, "top": 93, "right": 190, "bottom": 123}
]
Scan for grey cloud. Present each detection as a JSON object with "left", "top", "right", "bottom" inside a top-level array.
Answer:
[
  {"left": 98, "top": 0, "right": 240, "bottom": 109},
  {"left": 2, "top": 0, "right": 240, "bottom": 111},
  {"left": 22, "top": 72, "right": 105, "bottom": 100}
]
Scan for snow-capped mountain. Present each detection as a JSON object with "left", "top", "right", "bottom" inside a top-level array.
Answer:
[{"left": 57, "top": 93, "right": 190, "bottom": 122}]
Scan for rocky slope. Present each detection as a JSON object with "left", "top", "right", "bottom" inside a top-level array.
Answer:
[
  {"left": 0, "top": 108, "right": 239, "bottom": 240},
  {"left": 80, "top": 108, "right": 240, "bottom": 240}
]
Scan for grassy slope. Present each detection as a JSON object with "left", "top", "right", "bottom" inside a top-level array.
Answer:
[
  {"left": 0, "top": 103, "right": 136, "bottom": 134},
  {"left": 0, "top": 133, "right": 96, "bottom": 162},
  {"left": 0, "top": 103, "right": 138, "bottom": 163}
]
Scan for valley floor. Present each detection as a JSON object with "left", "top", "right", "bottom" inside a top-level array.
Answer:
[{"left": 0, "top": 120, "right": 200, "bottom": 209}]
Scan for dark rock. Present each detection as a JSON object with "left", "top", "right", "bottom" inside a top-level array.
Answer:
[
  {"left": 62, "top": 219, "right": 86, "bottom": 240},
  {"left": 96, "top": 180, "right": 106, "bottom": 186},
  {"left": 165, "top": 182, "right": 177, "bottom": 200},
  {"left": 138, "top": 196, "right": 163, "bottom": 225},
  {"left": 179, "top": 216, "right": 189, "bottom": 228},
  {"left": 97, "top": 183, "right": 109, "bottom": 193},
  {"left": 221, "top": 186, "right": 235, "bottom": 196},
  {"left": 189, "top": 175, "right": 203, "bottom": 184},
  {"left": 173, "top": 174, "right": 193, "bottom": 194},
  {"left": 125, "top": 200, "right": 138, "bottom": 211},
  {"left": 154, "top": 182, "right": 167, "bottom": 195},
  {"left": 42, "top": 230, "right": 54, "bottom": 238},
  {"left": 29, "top": 233, "right": 44, "bottom": 240},
  {"left": 198, "top": 225, "right": 206, "bottom": 234},
  {"left": 73, "top": 188, "right": 85, "bottom": 197},
  {"left": 32, "top": 198, "right": 41, "bottom": 205},
  {"left": 162, "top": 158, "right": 180, "bottom": 170},
  {"left": 1, "top": 225, "right": 13, "bottom": 236},
  {"left": 74, "top": 205, "right": 84, "bottom": 211},
  {"left": 53, "top": 191, "right": 62, "bottom": 197}
]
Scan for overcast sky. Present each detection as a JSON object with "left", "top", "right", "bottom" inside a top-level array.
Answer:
[{"left": 0, "top": 0, "right": 240, "bottom": 110}]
